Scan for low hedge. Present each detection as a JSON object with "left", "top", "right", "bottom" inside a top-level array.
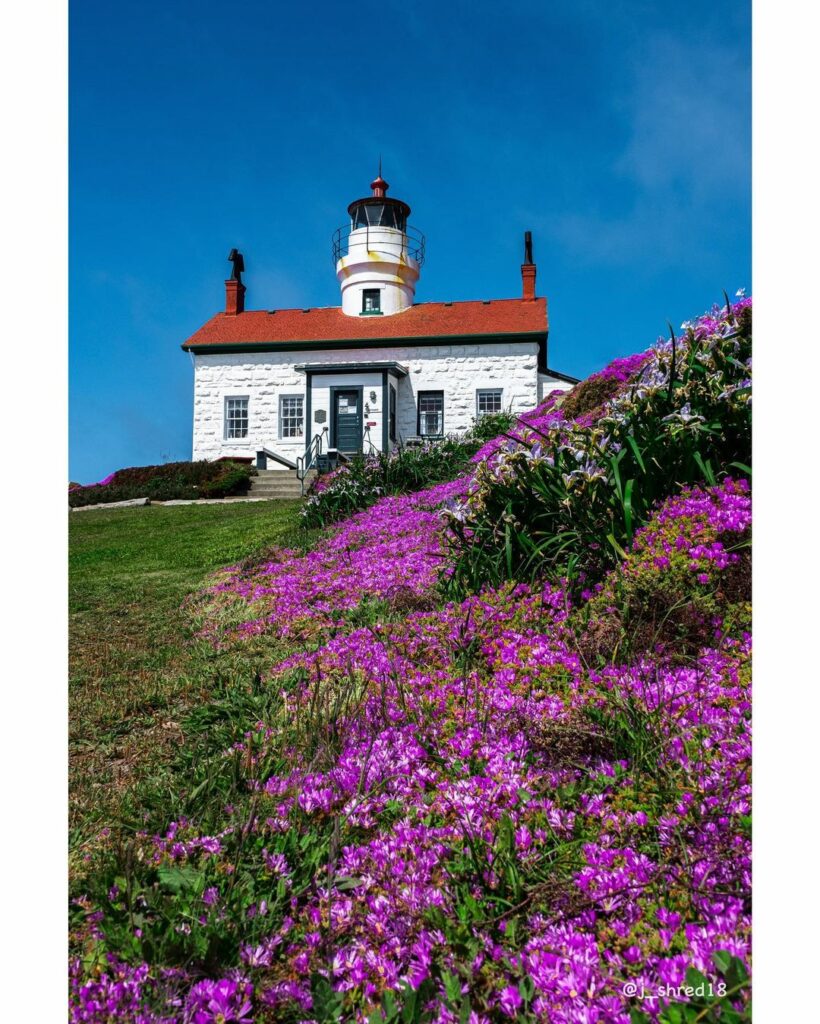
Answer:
[
  {"left": 68, "top": 460, "right": 256, "bottom": 507},
  {"left": 301, "top": 413, "right": 516, "bottom": 528}
]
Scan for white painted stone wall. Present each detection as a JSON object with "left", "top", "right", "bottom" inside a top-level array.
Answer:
[
  {"left": 537, "top": 372, "right": 576, "bottom": 403},
  {"left": 191, "top": 340, "right": 542, "bottom": 465}
]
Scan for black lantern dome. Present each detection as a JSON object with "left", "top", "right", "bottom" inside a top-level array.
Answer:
[{"left": 347, "top": 174, "right": 410, "bottom": 232}]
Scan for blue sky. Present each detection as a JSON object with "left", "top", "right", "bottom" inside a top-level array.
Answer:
[{"left": 69, "top": 0, "right": 750, "bottom": 483}]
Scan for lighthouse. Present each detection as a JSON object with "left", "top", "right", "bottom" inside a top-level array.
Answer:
[
  {"left": 333, "top": 171, "right": 426, "bottom": 317},
  {"left": 183, "top": 172, "right": 579, "bottom": 471}
]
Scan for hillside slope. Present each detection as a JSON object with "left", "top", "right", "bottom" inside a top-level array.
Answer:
[{"left": 70, "top": 298, "right": 752, "bottom": 1024}]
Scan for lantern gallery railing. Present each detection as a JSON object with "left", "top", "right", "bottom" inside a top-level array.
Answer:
[{"left": 332, "top": 223, "right": 426, "bottom": 267}]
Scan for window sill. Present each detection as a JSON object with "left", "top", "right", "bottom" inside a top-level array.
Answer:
[{"left": 359, "top": 310, "right": 383, "bottom": 316}]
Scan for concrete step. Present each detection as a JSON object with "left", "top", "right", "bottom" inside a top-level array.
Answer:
[
  {"left": 254, "top": 469, "right": 316, "bottom": 478},
  {"left": 247, "top": 468, "right": 315, "bottom": 500},
  {"left": 249, "top": 486, "right": 304, "bottom": 493},
  {"left": 251, "top": 478, "right": 305, "bottom": 486},
  {"left": 247, "top": 483, "right": 305, "bottom": 491},
  {"left": 248, "top": 485, "right": 305, "bottom": 494},
  {"left": 249, "top": 490, "right": 304, "bottom": 497}
]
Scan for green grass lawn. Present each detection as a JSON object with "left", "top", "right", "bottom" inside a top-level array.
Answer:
[{"left": 69, "top": 501, "right": 308, "bottom": 879}]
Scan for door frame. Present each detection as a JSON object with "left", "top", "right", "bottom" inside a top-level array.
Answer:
[{"left": 329, "top": 385, "right": 364, "bottom": 452}]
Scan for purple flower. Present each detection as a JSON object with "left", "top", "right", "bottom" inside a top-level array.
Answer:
[
  {"left": 498, "top": 986, "right": 523, "bottom": 1017},
  {"left": 186, "top": 977, "right": 253, "bottom": 1023}
]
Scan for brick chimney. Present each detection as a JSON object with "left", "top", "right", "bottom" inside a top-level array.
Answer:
[
  {"left": 521, "top": 230, "right": 536, "bottom": 301},
  {"left": 225, "top": 278, "right": 245, "bottom": 315},
  {"left": 225, "top": 248, "right": 246, "bottom": 314}
]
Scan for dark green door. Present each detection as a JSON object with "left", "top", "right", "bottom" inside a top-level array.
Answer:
[{"left": 333, "top": 389, "right": 362, "bottom": 453}]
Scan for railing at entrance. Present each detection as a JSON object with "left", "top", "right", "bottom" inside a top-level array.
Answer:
[
  {"left": 297, "top": 430, "right": 326, "bottom": 496},
  {"left": 362, "top": 424, "right": 380, "bottom": 455}
]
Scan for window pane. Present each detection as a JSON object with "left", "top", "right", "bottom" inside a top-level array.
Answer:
[
  {"left": 477, "top": 389, "right": 502, "bottom": 417},
  {"left": 280, "top": 395, "right": 304, "bottom": 438},
  {"left": 226, "top": 398, "right": 248, "bottom": 438},
  {"left": 418, "top": 392, "right": 443, "bottom": 436}
]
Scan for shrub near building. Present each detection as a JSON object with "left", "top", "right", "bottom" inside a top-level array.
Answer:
[
  {"left": 301, "top": 412, "right": 516, "bottom": 528},
  {"left": 68, "top": 460, "right": 256, "bottom": 507}
]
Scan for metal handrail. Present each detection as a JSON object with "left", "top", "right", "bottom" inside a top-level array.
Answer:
[
  {"left": 332, "top": 223, "right": 425, "bottom": 267},
  {"left": 296, "top": 430, "right": 326, "bottom": 495},
  {"left": 362, "top": 424, "right": 379, "bottom": 455}
]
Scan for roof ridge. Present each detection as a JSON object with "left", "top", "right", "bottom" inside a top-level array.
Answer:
[{"left": 223, "top": 296, "right": 543, "bottom": 316}]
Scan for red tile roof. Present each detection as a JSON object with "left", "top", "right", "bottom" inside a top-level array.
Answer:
[{"left": 181, "top": 298, "right": 547, "bottom": 351}]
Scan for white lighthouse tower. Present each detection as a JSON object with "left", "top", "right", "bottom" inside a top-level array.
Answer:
[{"left": 333, "top": 170, "right": 425, "bottom": 317}]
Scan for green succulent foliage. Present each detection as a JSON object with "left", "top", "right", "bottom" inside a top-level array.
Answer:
[{"left": 445, "top": 305, "right": 751, "bottom": 595}]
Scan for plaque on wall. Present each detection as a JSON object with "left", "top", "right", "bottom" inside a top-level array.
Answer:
[{"left": 315, "top": 409, "right": 327, "bottom": 423}]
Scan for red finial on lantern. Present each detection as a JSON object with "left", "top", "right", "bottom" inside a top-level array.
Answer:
[{"left": 370, "top": 158, "right": 388, "bottom": 197}]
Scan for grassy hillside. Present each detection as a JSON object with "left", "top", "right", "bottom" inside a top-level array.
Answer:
[
  {"left": 70, "top": 501, "right": 309, "bottom": 866},
  {"left": 69, "top": 299, "right": 752, "bottom": 1024}
]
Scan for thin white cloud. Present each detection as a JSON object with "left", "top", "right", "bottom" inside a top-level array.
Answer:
[
  {"left": 549, "top": 30, "right": 750, "bottom": 269},
  {"left": 614, "top": 33, "right": 749, "bottom": 196}
]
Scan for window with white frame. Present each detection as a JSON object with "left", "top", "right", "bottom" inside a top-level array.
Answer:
[
  {"left": 279, "top": 395, "right": 304, "bottom": 438},
  {"left": 476, "top": 388, "right": 503, "bottom": 418},
  {"left": 418, "top": 391, "right": 444, "bottom": 436},
  {"left": 362, "top": 289, "right": 381, "bottom": 313},
  {"left": 224, "top": 397, "right": 249, "bottom": 439}
]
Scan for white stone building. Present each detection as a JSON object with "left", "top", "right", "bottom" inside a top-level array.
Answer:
[{"left": 182, "top": 174, "right": 577, "bottom": 471}]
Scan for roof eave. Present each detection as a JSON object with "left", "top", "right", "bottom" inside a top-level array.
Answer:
[{"left": 182, "top": 329, "right": 547, "bottom": 354}]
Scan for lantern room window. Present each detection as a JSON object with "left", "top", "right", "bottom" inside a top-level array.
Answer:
[{"left": 351, "top": 202, "right": 407, "bottom": 231}]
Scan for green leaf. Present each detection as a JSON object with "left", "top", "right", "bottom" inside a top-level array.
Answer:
[
  {"left": 712, "top": 949, "right": 732, "bottom": 974},
  {"left": 381, "top": 990, "right": 398, "bottom": 1020},
  {"left": 724, "top": 955, "right": 749, "bottom": 991},
  {"left": 692, "top": 451, "right": 717, "bottom": 486},
  {"left": 684, "top": 966, "right": 709, "bottom": 992},
  {"left": 607, "top": 532, "right": 629, "bottom": 559},
  {"left": 442, "top": 971, "right": 462, "bottom": 1004},
  {"left": 333, "top": 875, "right": 364, "bottom": 891},
  {"left": 623, "top": 478, "right": 635, "bottom": 538},
  {"left": 626, "top": 434, "right": 647, "bottom": 474},
  {"left": 156, "top": 865, "right": 204, "bottom": 895},
  {"left": 311, "top": 973, "right": 344, "bottom": 1023}
]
